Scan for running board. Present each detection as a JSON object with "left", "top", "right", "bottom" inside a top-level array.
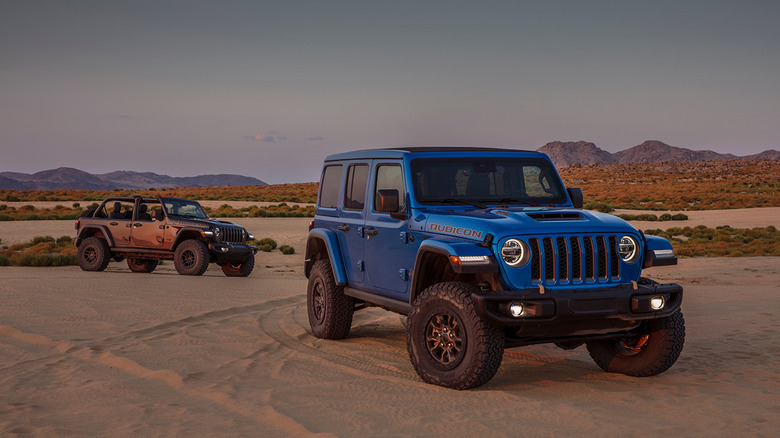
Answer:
[{"left": 344, "top": 287, "right": 410, "bottom": 315}]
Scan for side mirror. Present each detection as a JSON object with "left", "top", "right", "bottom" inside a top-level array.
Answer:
[
  {"left": 567, "top": 187, "right": 583, "bottom": 209},
  {"left": 376, "top": 189, "right": 399, "bottom": 213}
]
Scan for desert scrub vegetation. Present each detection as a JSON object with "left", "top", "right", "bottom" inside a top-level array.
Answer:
[
  {"left": 561, "top": 159, "right": 778, "bottom": 210},
  {"left": 205, "top": 203, "right": 314, "bottom": 218},
  {"left": 644, "top": 225, "right": 780, "bottom": 257},
  {"left": 0, "top": 182, "right": 318, "bottom": 203},
  {"left": 0, "top": 204, "right": 83, "bottom": 221},
  {"left": 0, "top": 235, "right": 78, "bottom": 266},
  {"left": 0, "top": 202, "right": 314, "bottom": 220},
  {"left": 2, "top": 159, "right": 776, "bottom": 211},
  {"left": 248, "top": 238, "right": 295, "bottom": 254},
  {"left": 615, "top": 213, "right": 688, "bottom": 221}
]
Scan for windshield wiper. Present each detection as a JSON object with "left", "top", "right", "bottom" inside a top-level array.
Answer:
[{"left": 426, "top": 198, "right": 489, "bottom": 209}]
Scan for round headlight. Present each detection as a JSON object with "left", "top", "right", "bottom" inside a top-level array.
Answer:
[
  {"left": 619, "top": 236, "right": 639, "bottom": 263},
  {"left": 501, "top": 239, "right": 530, "bottom": 267}
]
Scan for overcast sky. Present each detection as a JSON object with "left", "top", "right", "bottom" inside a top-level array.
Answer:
[{"left": 1, "top": 0, "right": 779, "bottom": 183}]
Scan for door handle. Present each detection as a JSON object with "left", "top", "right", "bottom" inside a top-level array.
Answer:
[
  {"left": 133, "top": 223, "right": 143, "bottom": 228},
  {"left": 110, "top": 222, "right": 118, "bottom": 226},
  {"left": 337, "top": 225, "right": 350, "bottom": 232},
  {"left": 365, "top": 228, "right": 378, "bottom": 236}
]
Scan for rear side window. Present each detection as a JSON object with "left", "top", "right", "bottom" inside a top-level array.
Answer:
[
  {"left": 344, "top": 164, "right": 369, "bottom": 211},
  {"left": 319, "top": 165, "right": 342, "bottom": 208}
]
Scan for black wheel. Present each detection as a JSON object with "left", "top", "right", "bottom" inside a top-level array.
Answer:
[
  {"left": 406, "top": 282, "right": 504, "bottom": 389},
  {"left": 77, "top": 236, "right": 111, "bottom": 271},
  {"left": 173, "top": 240, "right": 209, "bottom": 276},
  {"left": 221, "top": 255, "right": 255, "bottom": 277},
  {"left": 306, "top": 259, "right": 353, "bottom": 339},
  {"left": 587, "top": 309, "right": 685, "bottom": 377},
  {"left": 127, "top": 258, "right": 158, "bottom": 273}
]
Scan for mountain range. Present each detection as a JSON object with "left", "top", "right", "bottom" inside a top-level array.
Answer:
[
  {"left": 1, "top": 140, "right": 777, "bottom": 189},
  {"left": 0, "top": 168, "right": 266, "bottom": 190},
  {"left": 537, "top": 140, "right": 779, "bottom": 168}
]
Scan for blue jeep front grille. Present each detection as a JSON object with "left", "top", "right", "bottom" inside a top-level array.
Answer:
[{"left": 529, "top": 235, "right": 621, "bottom": 285}]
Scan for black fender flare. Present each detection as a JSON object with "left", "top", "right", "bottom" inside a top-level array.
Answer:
[
  {"left": 76, "top": 225, "right": 115, "bottom": 247},
  {"left": 170, "top": 227, "right": 208, "bottom": 251}
]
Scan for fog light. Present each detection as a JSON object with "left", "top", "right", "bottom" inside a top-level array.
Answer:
[
  {"left": 650, "top": 296, "right": 665, "bottom": 310},
  {"left": 509, "top": 302, "right": 524, "bottom": 317}
]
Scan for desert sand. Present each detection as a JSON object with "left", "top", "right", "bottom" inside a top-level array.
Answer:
[{"left": 1, "top": 214, "right": 779, "bottom": 436}]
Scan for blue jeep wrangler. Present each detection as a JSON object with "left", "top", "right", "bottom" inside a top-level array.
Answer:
[{"left": 305, "top": 148, "right": 684, "bottom": 389}]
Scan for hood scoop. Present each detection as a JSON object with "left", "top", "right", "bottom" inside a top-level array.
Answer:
[{"left": 527, "top": 212, "right": 583, "bottom": 221}]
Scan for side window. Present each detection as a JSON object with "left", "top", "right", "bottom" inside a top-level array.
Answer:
[
  {"left": 319, "top": 165, "right": 342, "bottom": 208},
  {"left": 100, "top": 201, "right": 132, "bottom": 219},
  {"left": 374, "top": 164, "right": 405, "bottom": 212},
  {"left": 344, "top": 164, "right": 369, "bottom": 211}
]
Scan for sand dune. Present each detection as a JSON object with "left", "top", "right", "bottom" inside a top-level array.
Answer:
[{"left": 1, "top": 216, "right": 779, "bottom": 436}]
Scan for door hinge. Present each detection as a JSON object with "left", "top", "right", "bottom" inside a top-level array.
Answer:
[
  {"left": 357, "top": 260, "right": 364, "bottom": 271},
  {"left": 399, "top": 268, "right": 408, "bottom": 281}
]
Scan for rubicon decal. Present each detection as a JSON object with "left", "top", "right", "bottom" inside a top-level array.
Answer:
[{"left": 429, "top": 223, "right": 483, "bottom": 239}]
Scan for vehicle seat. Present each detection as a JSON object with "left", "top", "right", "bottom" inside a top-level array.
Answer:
[
  {"left": 138, "top": 204, "right": 152, "bottom": 220},
  {"left": 109, "top": 202, "right": 124, "bottom": 219}
]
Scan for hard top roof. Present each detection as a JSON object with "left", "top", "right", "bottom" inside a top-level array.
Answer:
[{"left": 324, "top": 147, "right": 542, "bottom": 161}]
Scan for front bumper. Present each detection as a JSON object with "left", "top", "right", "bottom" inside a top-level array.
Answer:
[
  {"left": 473, "top": 282, "right": 683, "bottom": 338},
  {"left": 208, "top": 242, "right": 258, "bottom": 264}
]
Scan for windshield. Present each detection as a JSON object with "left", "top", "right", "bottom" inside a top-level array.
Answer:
[
  {"left": 162, "top": 199, "right": 209, "bottom": 219},
  {"left": 411, "top": 157, "right": 568, "bottom": 206}
]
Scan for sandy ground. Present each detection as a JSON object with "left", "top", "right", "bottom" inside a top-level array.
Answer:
[
  {"left": 1, "top": 207, "right": 778, "bottom": 248},
  {"left": 616, "top": 207, "right": 780, "bottom": 231},
  {"left": 1, "top": 213, "right": 779, "bottom": 436},
  {"left": 0, "top": 217, "right": 312, "bottom": 248}
]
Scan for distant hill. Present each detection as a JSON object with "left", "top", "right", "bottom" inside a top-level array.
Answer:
[
  {"left": 746, "top": 149, "right": 780, "bottom": 160},
  {"left": 0, "top": 167, "right": 267, "bottom": 190},
  {"left": 538, "top": 140, "right": 777, "bottom": 168},
  {"left": 613, "top": 140, "right": 737, "bottom": 163},
  {"left": 537, "top": 141, "right": 616, "bottom": 167}
]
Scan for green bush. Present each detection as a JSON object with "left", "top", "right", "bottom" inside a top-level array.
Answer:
[
  {"left": 56, "top": 235, "right": 73, "bottom": 245},
  {"left": 257, "top": 237, "right": 277, "bottom": 250},
  {"left": 660, "top": 213, "right": 672, "bottom": 221},
  {"left": 0, "top": 255, "right": 11, "bottom": 266},
  {"left": 72, "top": 202, "right": 81, "bottom": 208},
  {"left": 32, "top": 236, "right": 55, "bottom": 245},
  {"left": 671, "top": 213, "right": 688, "bottom": 220},
  {"left": 259, "top": 244, "right": 274, "bottom": 252},
  {"left": 585, "top": 202, "right": 614, "bottom": 213},
  {"left": 12, "top": 253, "right": 77, "bottom": 267},
  {"left": 279, "top": 245, "right": 295, "bottom": 255}
]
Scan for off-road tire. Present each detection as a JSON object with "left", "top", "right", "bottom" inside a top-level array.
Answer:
[
  {"left": 127, "top": 258, "right": 158, "bottom": 273},
  {"left": 406, "top": 282, "right": 505, "bottom": 389},
  {"left": 586, "top": 309, "right": 685, "bottom": 377},
  {"left": 221, "top": 255, "right": 255, "bottom": 277},
  {"left": 307, "top": 259, "right": 354, "bottom": 339},
  {"left": 77, "top": 237, "right": 111, "bottom": 271},
  {"left": 173, "top": 240, "right": 209, "bottom": 276}
]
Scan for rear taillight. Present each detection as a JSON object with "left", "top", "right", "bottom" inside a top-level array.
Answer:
[{"left": 75, "top": 220, "right": 80, "bottom": 231}]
